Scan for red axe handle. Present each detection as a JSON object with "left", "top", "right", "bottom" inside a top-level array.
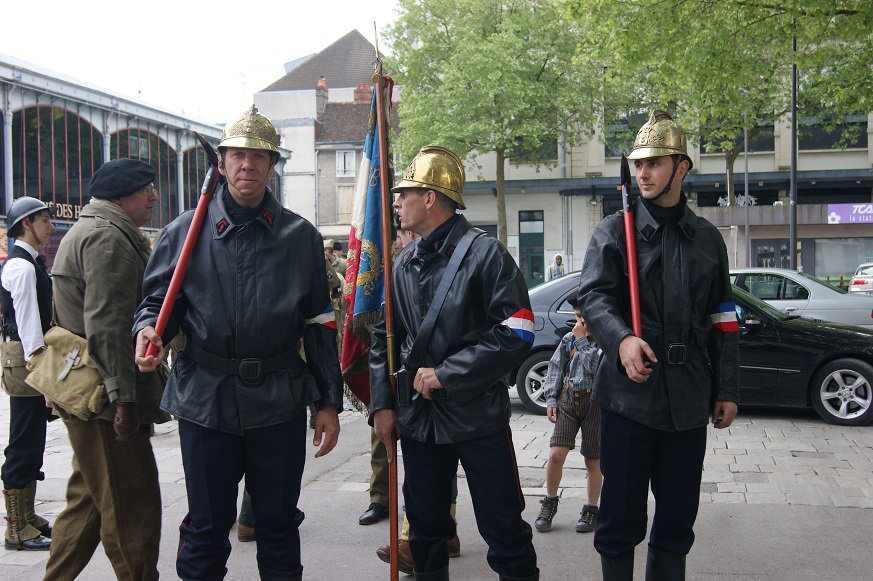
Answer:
[
  {"left": 145, "top": 166, "right": 218, "bottom": 357},
  {"left": 622, "top": 186, "right": 642, "bottom": 338}
]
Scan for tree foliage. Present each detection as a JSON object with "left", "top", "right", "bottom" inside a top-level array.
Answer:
[
  {"left": 385, "top": 0, "right": 610, "bottom": 245},
  {"left": 567, "top": 0, "right": 873, "bottom": 204}
]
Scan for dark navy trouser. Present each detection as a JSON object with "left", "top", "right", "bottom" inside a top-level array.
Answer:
[
  {"left": 400, "top": 427, "right": 537, "bottom": 578},
  {"left": 1, "top": 395, "right": 47, "bottom": 489},
  {"left": 176, "top": 414, "right": 306, "bottom": 581},
  {"left": 594, "top": 409, "right": 707, "bottom": 558}
]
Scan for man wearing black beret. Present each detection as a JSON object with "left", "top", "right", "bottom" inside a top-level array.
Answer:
[{"left": 44, "top": 158, "right": 169, "bottom": 580}]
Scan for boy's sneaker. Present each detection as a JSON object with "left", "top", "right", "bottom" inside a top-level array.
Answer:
[
  {"left": 576, "top": 504, "right": 598, "bottom": 533},
  {"left": 534, "top": 496, "right": 560, "bottom": 531}
]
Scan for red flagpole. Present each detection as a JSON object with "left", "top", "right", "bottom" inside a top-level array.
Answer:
[{"left": 373, "top": 65, "right": 399, "bottom": 581}]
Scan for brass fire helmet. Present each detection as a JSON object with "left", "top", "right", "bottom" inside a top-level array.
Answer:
[
  {"left": 391, "top": 146, "right": 466, "bottom": 209},
  {"left": 627, "top": 110, "right": 693, "bottom": 170},
  {"left": 219, "top": 105, "right": 280, "bottom": 154}
]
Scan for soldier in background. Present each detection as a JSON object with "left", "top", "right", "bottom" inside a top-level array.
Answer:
[{"left": 45, "top": 159, "right": 168, "bottom": 579}]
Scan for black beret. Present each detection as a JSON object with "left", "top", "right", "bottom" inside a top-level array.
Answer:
[
  {"left": 89, "top": 159, "right": 156, "bottom": 199},
  {"left": 332, "top": 241, "right": 343, "bottom": 251}
]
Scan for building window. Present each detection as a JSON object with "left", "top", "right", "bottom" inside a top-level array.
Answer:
[
  {"left": 336, "top": 150, "right": 356, "bottom": 178},
  {"left": 336, "top": 184, "right": 355, "bottom": 223},
  {"left": 510, "top": 137, "right": 558, "bottom": 163},
  {"left": 10, "top": 105, "right": 104, "bottom": 214},
  {"left": 799, "top": 114, "right": 868, "bottom": 150},
  {"left": 603, "top": 112, "right": 648, "bottom": 158},
  {"left": 110, "top": 128, "right": 177, "bottom": 230}
]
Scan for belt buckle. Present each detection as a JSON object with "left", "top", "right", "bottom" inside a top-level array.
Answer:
[
  {"left": 238, "top": 358, "right": 263, "bottom": 381},
  {"left": 666, "top": 343, "right": 687, "bottom": 365}
]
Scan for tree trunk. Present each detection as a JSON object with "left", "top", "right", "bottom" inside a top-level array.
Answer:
[
  {"left": 496, "top": 148, "right": 508, "bottom": 247},
  {"left": 724, "top": 146, "right": 740, "bottom": 206}
]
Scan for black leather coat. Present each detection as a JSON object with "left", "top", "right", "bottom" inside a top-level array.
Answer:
[
  {"left": 369, "top": 216, "right": 533, "bottom": 444},
  {"left": 133, "top": 186, "right": 343, "bottom": 434},
  {"left": 577, "top": 197, "right": 739, "bottom": 432}
]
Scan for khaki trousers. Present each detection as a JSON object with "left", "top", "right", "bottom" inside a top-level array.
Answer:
[
  {"left": 43, "top": 418, "right": 161, "bottom": 581},
  {"left": 370, "top": 428, "right": 390, "bottom": 506}
]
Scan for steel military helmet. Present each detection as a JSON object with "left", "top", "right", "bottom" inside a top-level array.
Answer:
[
  {"left": 219, "top": 105, "right": 280, "bottom": 155},
  {"left": 627, "top": 110, "right": 693, "bottom": 170},
  {"left": 391, "top": 146, "right": 466, "bottom": 209},
  {"left": 6, "top": 197, "right": 55, "bottom": 231}
]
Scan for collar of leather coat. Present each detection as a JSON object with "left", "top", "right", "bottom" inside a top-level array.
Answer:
[
  {"left": 634, "top": 194, "right": 698, "bottom": 242},
  {"left": 210, "top": 183, "right": 282, "bottom": 239},
  {"left": 408, "top": 214, "right": 474, "bottom": 266}
]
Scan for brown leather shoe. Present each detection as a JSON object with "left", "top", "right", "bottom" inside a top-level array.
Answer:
[
  {"left": 447, "top": 535, "right": 460, "bottom": 558},
  {"left": 376, "top": 539, "right": 414, "bottom": 575},
  {"left": 237, "top": 524, "right": 255, "bottom": 542}
]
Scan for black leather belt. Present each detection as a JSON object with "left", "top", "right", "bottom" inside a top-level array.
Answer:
[
  {"left": 184, "top": 342, "right": 302, "bottom": 382},
  {"left": 651, "top": 343, "right": 707, "bottom": 365}
]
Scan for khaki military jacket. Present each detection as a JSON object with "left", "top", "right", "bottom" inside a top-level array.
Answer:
[{"left": 51, "top": 199, "right": 169, "bottom": 424}]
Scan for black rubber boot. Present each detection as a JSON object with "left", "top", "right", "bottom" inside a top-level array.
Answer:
[
  {"left": 645, "top": 546, "right": 686, "bottom": 581},
  {"left": 414, "top": 564, "right": 450, "bottom": 581},
  {"left": 499, "top": 568, "right": 540, "bottom": 580},
  {"left": 601, "top": 551, "right": 634, "bottom": 581}
]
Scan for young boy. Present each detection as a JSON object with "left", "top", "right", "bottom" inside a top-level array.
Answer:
[{"left": 536, "top": 296, "right": 603, "bottom": 533}]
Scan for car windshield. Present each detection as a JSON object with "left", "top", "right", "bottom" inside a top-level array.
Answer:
[
  {"left": 732, "top": 285, "right": 790, "bottom": 320},
  {"left": 796, "top": 271, "right": 847, "bottom": 294},
  {"left": 856, "top": 264, "right": 873, "bottom": 277}
]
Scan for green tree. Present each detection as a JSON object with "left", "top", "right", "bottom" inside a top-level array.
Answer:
[
  {"left": 569, "top": 0, "right": 873, "bottom": 205},
  {"left": 385, "top": 0, "right": 610, "bottom": 245}
]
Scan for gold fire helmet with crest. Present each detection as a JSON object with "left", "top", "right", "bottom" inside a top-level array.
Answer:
[
  {"left": 391, "top": 145, "right": 466, "bottom": 209},
  {"left": 627, "top": 110, "right": 692, "bottom": 170},
  {"left": 219, "top": 105, "right": 280, "bottom": 155}
]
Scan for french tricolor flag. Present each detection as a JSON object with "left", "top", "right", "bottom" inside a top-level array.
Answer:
[
  {"left": 306, "top": 304, "right": 337, "bottom": 330},
  {"left": 710, "top": 302, "right": 739, "bottom": 332},
  {"left": 502, "top": 308, "right": 535, "bottom": 344}
]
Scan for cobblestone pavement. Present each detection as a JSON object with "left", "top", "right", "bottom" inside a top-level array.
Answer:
[{"left": 1, "top": 394, "right": 871, "bottom": 579}]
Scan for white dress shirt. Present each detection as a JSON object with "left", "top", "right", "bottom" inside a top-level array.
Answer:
[{"left": 1, "top": 240, "right": 46, "bottom": 360}]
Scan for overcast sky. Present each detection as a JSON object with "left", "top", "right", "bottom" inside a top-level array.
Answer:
[{"left": 1, "top": 0, "right": 399, "bottom": 125}]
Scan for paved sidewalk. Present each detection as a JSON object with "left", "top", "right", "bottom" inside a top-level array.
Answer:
[{"left": 1, "top": 394, "right": 871, "bottom": 579}]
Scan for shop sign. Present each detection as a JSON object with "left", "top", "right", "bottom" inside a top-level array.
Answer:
[
  {"left": 46, "top": 201, "right": 84, "bottom": 220},
  {"left": 827, "top": 203, "right": 873, "bottom": 224}
]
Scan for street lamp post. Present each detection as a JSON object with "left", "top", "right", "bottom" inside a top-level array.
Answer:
[{"left": 744, "top": 113, "right": 751, "bottom": 266}]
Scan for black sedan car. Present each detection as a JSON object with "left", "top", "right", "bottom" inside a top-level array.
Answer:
[{"left": 512, "top": 272, "right": 873, "bottom": 426}]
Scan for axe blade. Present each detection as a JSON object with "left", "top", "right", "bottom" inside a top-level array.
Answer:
[{"left": 195, "top": 132, "right": 219, "bottom": 167}]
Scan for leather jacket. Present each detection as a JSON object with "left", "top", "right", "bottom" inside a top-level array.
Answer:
[
  {"left": 133, "top": 185, "right": 343, "bottom": 434},
  {"left": 369, "top": 216, "right": 533, "bottom": 444},
  {"left": 577, "top": 196, "right": 739, "bottom": 432}
]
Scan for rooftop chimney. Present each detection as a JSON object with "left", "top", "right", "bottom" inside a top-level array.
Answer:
[
  {"left": 316, "top": 76, "right": 328, "bottom": 115},
  {"left": 354, "top": 83, "right": 372, "bottom": 103}
]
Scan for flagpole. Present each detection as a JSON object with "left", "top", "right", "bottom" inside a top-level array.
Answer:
[{"left": 373, "top": 61, "right": 399, "bottom": 581}]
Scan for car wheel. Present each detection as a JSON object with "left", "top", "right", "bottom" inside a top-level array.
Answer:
[
  {"left": 810, "top": 358, "right": 873, "bottom": 426},
  {"left": 515, "top": 352, "right": 550, "bottom": 415}
]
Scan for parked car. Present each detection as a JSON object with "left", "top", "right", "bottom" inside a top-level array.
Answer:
[
  {"left": 730, "top": 268, "right": 873, "bottom": 329},
  {"left": 849, "top": 262, "right": 873, "bottom": 296},
  {"left": 512, "top": 272, "right": 873, "bottom": 426}
]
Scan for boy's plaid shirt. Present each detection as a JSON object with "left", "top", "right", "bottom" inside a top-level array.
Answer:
[{"left": 543, "top": 333, "right": 602, "bottom": 408}]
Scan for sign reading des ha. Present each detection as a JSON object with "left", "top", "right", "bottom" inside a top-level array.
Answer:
[{"left": 827, "top": 203, "right": 873, "bottom": 224}]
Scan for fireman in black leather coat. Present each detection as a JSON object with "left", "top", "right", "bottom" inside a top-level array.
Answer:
[
  {"left": 371, "top": 146, "right": 539, "bottom": 581},
  {"left": 135, "top": 106, "right": 341, "bottom": 581},
  {"left": 578, "top": 111, "right": 739, "bottom": 581}
]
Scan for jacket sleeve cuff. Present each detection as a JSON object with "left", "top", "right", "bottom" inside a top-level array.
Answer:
[{"left": 102, "top": 375, "right": 133, "bottom": 403}]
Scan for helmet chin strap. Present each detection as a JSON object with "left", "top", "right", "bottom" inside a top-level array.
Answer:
[{"left": 651, "top": 155, "right": 682, "bottom": 202}]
